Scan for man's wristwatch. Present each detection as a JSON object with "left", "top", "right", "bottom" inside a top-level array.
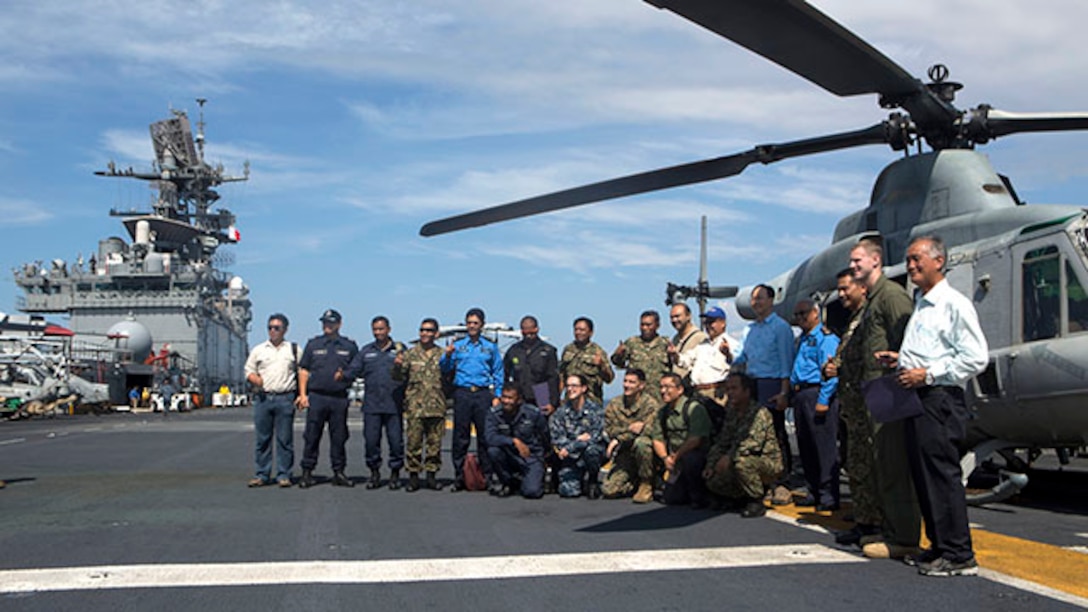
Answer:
[{"left": 924, "top": 370, "right": 935, "bottom": 386}]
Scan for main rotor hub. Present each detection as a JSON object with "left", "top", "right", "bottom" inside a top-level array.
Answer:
[{"left": 926, "top": 64, "right": 963, "bottom": 103}]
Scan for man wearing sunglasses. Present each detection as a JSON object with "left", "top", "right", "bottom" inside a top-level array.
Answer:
[
  {"left": 392, "top": 318, "right": 447, "bottom": 491},
  {"left": 244, "top": 313, "right": 300, "bottom": 488}
]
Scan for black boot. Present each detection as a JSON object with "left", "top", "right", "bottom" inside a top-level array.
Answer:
[
  {"left": 388, "top": 469, "right": 401, "bottom": 490},
  {"left": 426, "top": 471, "right": 441, "bottom": 490},
  {"left": 298, "top": 469, "right": 315, "bottom": 489},
  {"left": 406, "top": 472, "right": 420, "bottom": 492},
  {"left": 332, "top": 471, "right": 355, "bottom": 487},
  {"left": 366, "top": 468, "right": 381, "bottom": 489},
  {"left": 586, "top": 473, "right": 602, "bottom": 500}
]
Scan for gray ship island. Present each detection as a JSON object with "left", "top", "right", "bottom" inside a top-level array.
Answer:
[{"left": 11, "top": 102, "right": 252, "bottom": 411}]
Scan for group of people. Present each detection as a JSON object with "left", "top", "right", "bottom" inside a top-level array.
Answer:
[{"left": 242, "top": 233, "right": 988, "bottom": 578}]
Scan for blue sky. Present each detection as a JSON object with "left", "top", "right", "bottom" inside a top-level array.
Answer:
[{"left": 3, "top": 0, "right": 1088, "bottom": 391}]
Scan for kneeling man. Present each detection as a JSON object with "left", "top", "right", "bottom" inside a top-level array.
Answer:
[
  {"left": 704, "top": 372, "right": 784, "bottom": 517},
  {"left": 486, "top": 387, "right": 549, "bottom": 498}
]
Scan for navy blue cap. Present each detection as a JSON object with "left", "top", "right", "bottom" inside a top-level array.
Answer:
[{"left": 319, "top": 309, "right": 342, "bottom": 324}]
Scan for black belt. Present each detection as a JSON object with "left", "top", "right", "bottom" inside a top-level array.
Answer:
[
  {"left": 265, "top": 390, "right": 296, "bottom": 396},
  {"left": 793, "top": 382, "right": 820, "bottom": 392},
  {"left": 309, "top": 390, "right": 348, "bottom": 399},
  {"left": 457, "top": 385, "right": 492, "bottom": 393}
]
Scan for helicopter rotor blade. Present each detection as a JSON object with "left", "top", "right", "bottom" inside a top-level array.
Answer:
[
  {"left": 705, "top": 285, "right": 739, "bottom": 299},
  {"left": 420, "top": 122, "right": 894, "bottom": 236},
  {"left": 644, "top": 0, "right": 957, "bottom": 128},
  {"left": 972, "top": 109, "right": 1088, "bottom": 141}
]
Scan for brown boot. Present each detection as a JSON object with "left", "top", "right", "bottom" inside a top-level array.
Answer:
[{"left": 633, "top": 482, "right": 654, "bottom": 504}]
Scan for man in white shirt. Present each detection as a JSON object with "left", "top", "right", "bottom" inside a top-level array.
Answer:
[
  {"left": 244, "top": 313, "right": 300, "bottom": 488},
  {"left": 876, "top": 236, "right": 988, "bottom": 577},
  {"left": 679, "top": 306, "right": 734, "bottom": 406}
]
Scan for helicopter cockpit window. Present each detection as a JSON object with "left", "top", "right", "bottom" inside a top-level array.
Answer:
[
  {"left": 1066, "top": 261, "right": 1088, "bottom": 334},
  {"left": 1022, "top": 246, "right": 1059, "bottom": 342}
]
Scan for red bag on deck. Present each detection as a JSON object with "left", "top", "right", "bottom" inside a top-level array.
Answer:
[{"left": 464, "top": 452, "right": 487, "bottom": 491}]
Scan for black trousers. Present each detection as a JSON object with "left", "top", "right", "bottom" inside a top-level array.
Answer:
[
  {"left": 662, "top": 447, "right": 708, "bottom": 506},
  {"left": 451, "top": 387, "right": 492, "bottom": 481},
  {"left": 301, "top": 392, "right": 350, "bottom": 472},
  {"left": 793, "top": 386, "right": 840, "bottom": 506},
  {"left": 905, "top": 386, "right": 974, "bottom": 562},
  {"left": 755, "top": 378, "right": 792, "bottom": 478}
]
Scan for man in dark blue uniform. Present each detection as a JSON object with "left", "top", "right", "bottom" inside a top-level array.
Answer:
[
  {"left": 441, "top": 307, "right": 503, "bottom": 491},
  {"left": 346, "top": 315, "right": 406, "bottom": 490},
  {"left": 297, "top": 309, "right": 359, "bottom": 488},
  {"left": 485, "top": 386, "right": 549, "bottom": 498}
]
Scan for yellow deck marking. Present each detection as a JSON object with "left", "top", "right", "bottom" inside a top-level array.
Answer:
[{"left": 770, "top": 501, "right": 1088, "bottom": 600}]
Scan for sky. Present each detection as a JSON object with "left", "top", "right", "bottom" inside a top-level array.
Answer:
[{"left": 3, "top": 0, "right": 1088, "bottom": 396}]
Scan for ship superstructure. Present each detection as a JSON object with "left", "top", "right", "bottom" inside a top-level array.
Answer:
[{"left": 13, "top": 102, "right": 252, "bottom": 403}]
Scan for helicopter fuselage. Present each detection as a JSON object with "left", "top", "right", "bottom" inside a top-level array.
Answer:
[{"left": 731, "top": 150, "right": 1088, "bottom": 459}]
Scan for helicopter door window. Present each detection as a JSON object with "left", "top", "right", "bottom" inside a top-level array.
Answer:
[
  {"left": 1021, "top": 245, "right": 1060, "bottom": 342},
  {"left": 1065, "top": 260, "right": 1088, "bottom": 334}
]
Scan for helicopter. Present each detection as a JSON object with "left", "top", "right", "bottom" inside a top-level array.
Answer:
[{"left": 420, "top": 0, "right": 1088, "bottom": 504}]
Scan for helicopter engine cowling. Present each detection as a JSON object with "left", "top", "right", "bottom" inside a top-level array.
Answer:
[{"left": 735, "top": 285, "right": 757, "bottom": 320}]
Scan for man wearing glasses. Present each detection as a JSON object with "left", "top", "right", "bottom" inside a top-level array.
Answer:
[
  {"left": 441, "top": 307, "right": 504, "bottom": 491},
  {"left": 393, "top": 318, "right": 447, "bottom": 492},
  {"left": 788, "top": 300, "right": 841, "bottom": 512},
  {"left": 244, "top": 313, "right": 300, "bottom": 488},
  {"left": 651, "top": 373, "right": 712, "bottom": 508},
  {"left": 297, "top": 309, "right": 359, "bottom": 488}
]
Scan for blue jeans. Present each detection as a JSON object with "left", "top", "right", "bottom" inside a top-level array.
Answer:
[{"left": 254, "top": 394, "right": 295, "bottom": 481}]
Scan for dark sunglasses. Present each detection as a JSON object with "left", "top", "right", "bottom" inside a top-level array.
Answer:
[
  {"left": 419, "top": 327, "right": 438, "bottom": 333},
  {"left": 268, "top": 325, "right": 284, "bottom": 331}
]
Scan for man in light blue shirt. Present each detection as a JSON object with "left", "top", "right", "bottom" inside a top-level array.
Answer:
[
  {"left": 734, "top": 284, "right": 796, "bottom": 495},
  {"left": 441, "top": 307, "right": 504, "bottom": 491},
  {"left": 789, "top": 299, "right": 840, "bottom": 511}
]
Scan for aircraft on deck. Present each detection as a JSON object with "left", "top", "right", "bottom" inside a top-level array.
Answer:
[{"left": 420, "top": 0, "right": 1088, "bottom": 504}]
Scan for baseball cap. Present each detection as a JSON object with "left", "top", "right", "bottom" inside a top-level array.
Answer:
[
  {"left": 700, "top": 306, "right": 726, "bottom": 320},
  {"left": 319, "top": 309, "right": 342, "bottom": 324}
]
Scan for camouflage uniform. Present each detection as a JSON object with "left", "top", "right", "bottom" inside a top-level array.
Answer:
[
  {"left": 391, "top": 344, "right": 446, "bottom": 474},
  {"left": 835, "top": 302, "right": 883, "bottom": 527},
  {"left": 705, "top": 401, "right": 783, "bottom": 499},
  {"left": 560, "top": 341, "right": 614, "bottom": 404},
  {"left": 610, "top": 335, "right": 670, "bottom": 401},
  {"left": 549, "top": 399, "right": 607, "bottom": 497},
  {"left": 854, "top": 275, "right": 921, "bottom": 547},
  {"left": 601, "top": 392, "right": 662, "bottom": 497}
]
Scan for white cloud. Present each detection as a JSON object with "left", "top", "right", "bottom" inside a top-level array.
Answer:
[{"left": 0, "top": 198, "right": 53, "bottom": 226}]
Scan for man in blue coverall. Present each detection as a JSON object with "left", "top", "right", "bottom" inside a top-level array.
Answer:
[
  {"left": 346, "top": 315, "right": 406, "bottom": 490},
  {"left": 441, "top": 307, "right": 504, "bottom": 491}
]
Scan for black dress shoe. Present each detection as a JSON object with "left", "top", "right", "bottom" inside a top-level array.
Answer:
[
  {"left": 298, "top": 469, "right": 315, "bottom": 489},
  {"left": 366, "top": 469, "right": 381, "bottom": 489},
  {"left": 406, "top": 473, "right": 420, "bottom": 492},
  {"left": 332, "top": 471, "right": 355, "bottom": 487},
  {"left": 794, "top": 494, "right": 817, "bottom": 507},
  {"left": 587, "top": 484, "right": 602, "bottom": 500},
  {"left": 835, "top": 527, "right": 862, "bottom": 546},
  {"left": 450, "top": 479, "right": 466, "bottom": 492},
  {"left": 741, "top": 500, "right": 767, "bottom": 518},
  {"left": 388, "top": 470, "right": 401, "bottom": 490},
  {"left": 816, "top": 501, "right": 841, "bottom": 512}
]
